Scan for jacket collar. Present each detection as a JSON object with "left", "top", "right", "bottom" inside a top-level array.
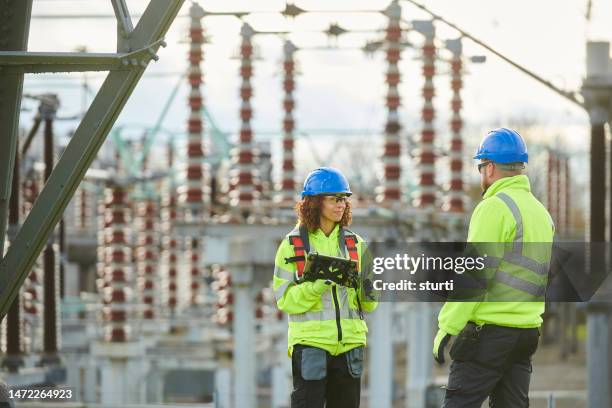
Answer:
[
  {"left": 313, "top": 223, "right": 340, "bottom": 240},
  {"left": 483, "top": 174, "right": 531, "bottom": 199}
]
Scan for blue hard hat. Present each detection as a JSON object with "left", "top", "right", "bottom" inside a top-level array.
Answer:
[
  {"left": 301, "top": 167, "right": 352, "bottom": 198},
  {"left": 474, "top": 128, "right": 528, "bottom": 164}
]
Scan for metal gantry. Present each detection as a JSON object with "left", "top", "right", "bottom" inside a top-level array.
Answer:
[{"left": 0, "top": 0, "right": 186, "bottom": 319}]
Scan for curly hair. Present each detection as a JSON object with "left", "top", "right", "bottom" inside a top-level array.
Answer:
[{"left": 294, "top": 195, "right": 352, "bottom": 232}]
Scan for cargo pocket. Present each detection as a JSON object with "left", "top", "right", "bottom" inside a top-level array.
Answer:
[
  {"left": 442, "top": 384, "right": 461, "bottom": 397},
  {"left": 301, "top": 347, "right": 327, "bottom": 381},
  {"left": 346, "top": 347, "right": 364, "bottom": 378},
  {"left": 442, "top": 361, "right": 464, "bottom": 398}
]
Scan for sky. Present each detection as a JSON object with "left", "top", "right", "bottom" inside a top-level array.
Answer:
[{"left": 19, "top": 0, "right": 612, "bottom": 197}]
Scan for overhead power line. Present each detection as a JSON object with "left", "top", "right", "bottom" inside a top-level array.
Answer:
[{"left": 403, "top": 0, "right": 585, "bottom": 109}]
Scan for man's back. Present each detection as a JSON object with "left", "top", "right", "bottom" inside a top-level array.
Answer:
[
  {"left": 467, "top": 174, "right": 554, "bottom": 328},
  {"left": 438, "top": 174, "right": 555, "bottom": 334}
]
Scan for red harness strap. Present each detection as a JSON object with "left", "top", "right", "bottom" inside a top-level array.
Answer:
[
  {"left": 344, "top": 235, "right": 359, "bottom": 266},
  {"left": 288, "top": 235, "right": 306, "bottom": 280}
]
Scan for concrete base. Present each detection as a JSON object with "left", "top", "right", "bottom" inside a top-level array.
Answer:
[
  {"left": 4, "top": 367, "right": 47, "bottom": 387},
  {"left": 140, "top": 318, "right": 169, "bottom": 336},
  {"left": 369, "top": 302, "right": 393, "bottom": 408},
  {"left": 92, "top": 341, "right": 148, "bottom": 405},
  {"left": 406, "top": 303, "right": 434, "bottom": 408},
  {"left": 215, "top": 367, "right": 232, "bottom": 408}
]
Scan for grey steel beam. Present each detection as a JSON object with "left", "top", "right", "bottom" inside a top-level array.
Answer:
[
  {"left": 0, "top": 45, "right": 166, "bottom": 74},
  {"left": 111, "top": 0, "right": 134, "bottom": 53},
  {"left": 0, "top": 0, "right": 33, "bottom": 259},
  {"left": 174, "top": 211, "right": 411, "bottom": 241},
  {"left": 0, "top": 52, "right": 126, "bottom": 73},
  {"left": 0, "top": 0, "right": 185, "bottom": 319}
]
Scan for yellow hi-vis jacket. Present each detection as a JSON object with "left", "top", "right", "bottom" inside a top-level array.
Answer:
[
  {"left": 438, "top": 175, "right": 555, "bottom": 335},
  {"left": 273, "top": 223, "right": 377, "bottom": 356}
]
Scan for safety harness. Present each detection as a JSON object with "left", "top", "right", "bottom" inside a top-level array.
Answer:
[{"left": 285, "top": 225, "right": 363, "bottom": 319}]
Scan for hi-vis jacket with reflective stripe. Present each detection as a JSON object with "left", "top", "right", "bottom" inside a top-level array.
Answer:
[
  {"left": 438, "top": 175, "right": 554, "bottom": 335},
  {"left": 273, "top": 223, "right": 377, "bottom": 356}
]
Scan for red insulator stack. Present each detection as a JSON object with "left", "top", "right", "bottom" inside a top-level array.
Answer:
[
  {"left": 548, "top": 150, "right": 570, "bottom": 235},
  {"left": 412, "top": 21, "right": 437, "bottom": 209},
  {"left": 21, "top": 177, "right": 39, "bottom": 215},
  {"left": 22, "top": 177, "right": 42, "bottom": 318},
  {"left": 443, "top": 38, "right": 465, "bottom": 213},
  {"left": 186, "top": 237, "right": 202, "bottom": 306},
  {"left": 378, "top": 0, "right": 402, "bottom": 205},
  {"left": 162, "top": 191, "right": 179, "bottom": 313},
  {"left": 75, "top": 187, "right": 90, "bottom": 230},
  {"left": 211, "top": 266, "right": 233, "bottom": 326},
  {"left": 255, "top": 290, "right": 264, "bottom": 320},
  {"left": 181, "top": 2, "right": 208, "bottom": 308},
  {"left": 136, "top": 200, "right": 158, "bottom": 319},
  {"left": 181, "top": 2, "right": 208, "bottom": 219},
  {"left": 98, "top": 185, "right": 133, "bottom": 342},
  {"left": 564, "top": 157, "right": 571, "bottom": 234},
  {"left": 556, "top": 153, "right": 563, "bottom": 234},
  {"left": 546, "top": 150, "right": 558, "bottom": 226},
  {"left": 276, "top": 40, "right": 298, "bottom": 205},
  {"left": 229, "top": 23, "right": 259, "bottom": 211}
]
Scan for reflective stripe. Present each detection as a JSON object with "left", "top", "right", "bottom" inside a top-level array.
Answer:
[
  {"left": 496, "top": 193, "right": 523, "bottom": 253},
  {"left": 338, "top": 286, "right": 351, "bottom": 320},
  {"left": 502, "top": 252, "right": 549, "bottom": 276},
  {"left": 288, "top": 286, "right": 361, "bottom": 322},
  {"left": 289, "top": 310, "right": 325, "bottom": 322},
  {"left": 274, "top": 265, "right": 294, "bottom": 278},
  {"left": 285, "top": 287, "right": 334, "bottom": 321},
  {"left": 288, "top": 309, "right": 362, "bottom": 322},
  {"left": 321, "top": 289, "right": 332, "bottom": 309},
  {"left": 483, "top": 256, "right": 501, "bottom": 268},
  {"left": 491, "top": 192, "right": 548, "bottom": 297},
  {"left": 348, "top": 308, "right": 359, "bottom": 320},
  {"left": 273, "top": 280, "right": 291, "bottom": 300},
  {"left": 342, "top": 287, "right": 362, "bottom": 320},
  {"left": 495, "top": 270, "right": 545, "bottom": 297},
  {"left": 485, "top": 254, "right": 549, "bottom": 276}
]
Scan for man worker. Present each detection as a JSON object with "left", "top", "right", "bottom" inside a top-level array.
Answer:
[
  {"left": 273, "top": 167, "right": 377, "bottom": 408},
  {"left": 432, "top": 128, "right": 555, "bottom": 407}
]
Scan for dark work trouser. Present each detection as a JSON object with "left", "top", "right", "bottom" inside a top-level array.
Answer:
[
  {"left": 291, "top": 344, "right": 362, "bottom": 408},
  {"left": 443, "top": 323, "right": 540, "bottom": 408}
]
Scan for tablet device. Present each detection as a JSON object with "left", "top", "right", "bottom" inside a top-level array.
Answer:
[{"left": 301, "top": 252, "right": 358, "bottom": 286}]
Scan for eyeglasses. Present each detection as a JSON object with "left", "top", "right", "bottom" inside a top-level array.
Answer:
[
  {"left": 323, "top": 195, "right": 351, "bottom": 204},
  {"left": 477, "top": 161, "right": 493, "bottom": 173}
]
